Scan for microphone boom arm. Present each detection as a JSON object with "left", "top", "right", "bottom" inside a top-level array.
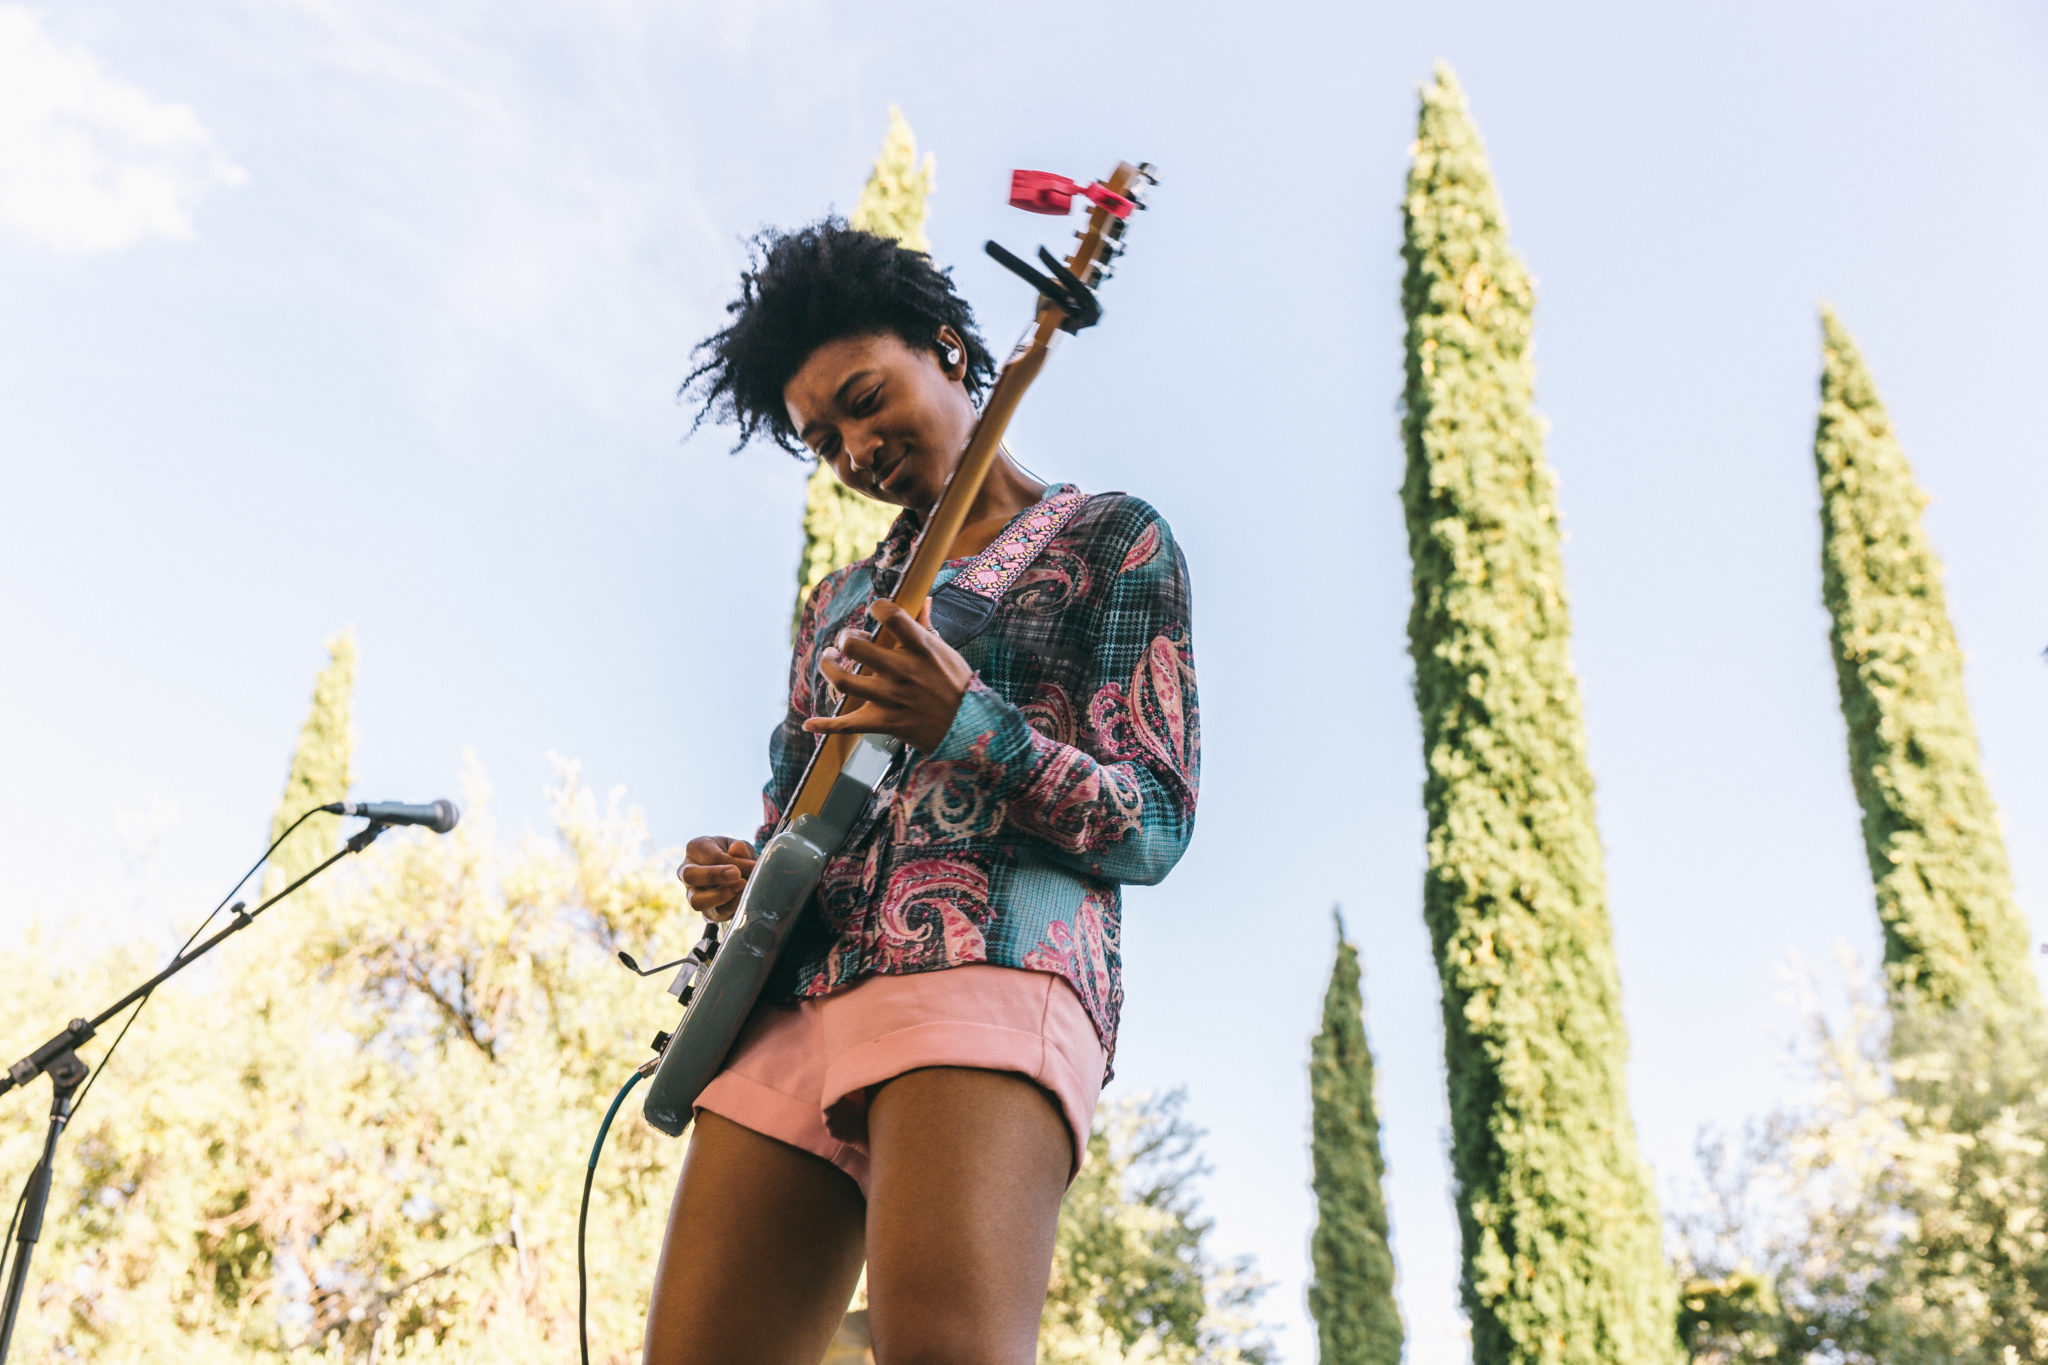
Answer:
[
  {"left": 0, "top": 818, "right": 396, "bottom": 1363},
  {"left": 1, "top": 820, "right": 393, "bottom": 1098}
]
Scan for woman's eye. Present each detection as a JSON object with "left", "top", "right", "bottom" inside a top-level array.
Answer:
[{"left": 853, "top": 387, "right": 881, "bottom": 416}]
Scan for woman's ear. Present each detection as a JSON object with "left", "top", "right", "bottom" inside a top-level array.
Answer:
[{"left": 935, "top": 326, "right": 966, "bottom": 379}]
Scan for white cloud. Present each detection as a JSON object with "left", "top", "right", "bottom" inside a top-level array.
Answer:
[{"left": 0, "top": 5, "right": 245, "bottom": 253}]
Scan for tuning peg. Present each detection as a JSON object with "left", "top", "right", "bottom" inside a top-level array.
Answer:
[{"left": 1126, "top": 164, "right": 1159, "bottom": 209}]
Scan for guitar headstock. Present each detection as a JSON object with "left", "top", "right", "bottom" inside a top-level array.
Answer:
[
  {"left": 989, "top": 161, "right": 1157, "bottom": 335},
  {"left": 1051, "top": 161, "right": 1157, "bottom": 290}
]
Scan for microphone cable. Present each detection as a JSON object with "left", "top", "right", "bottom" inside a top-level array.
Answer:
[
  {"left": 579, "top": 1067, "right": 646, "bottom": 1365},
  {"left": 0, "top": 1185, "right": 22, "bottom": 1305},
  {"left": 0, "top": 805, "right": 330, "bottom": 1296}
]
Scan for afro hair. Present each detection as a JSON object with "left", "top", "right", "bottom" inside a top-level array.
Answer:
[{"left": 682, "top": 219, "right": 997, "bottom": 454}]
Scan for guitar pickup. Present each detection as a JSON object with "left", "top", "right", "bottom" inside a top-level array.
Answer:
[{"left": 817, "top": 734, "right": 903, "bottom": 830}]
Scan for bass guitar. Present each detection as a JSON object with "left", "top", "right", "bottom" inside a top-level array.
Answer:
[{"left": 639, "top": 160, "right": 1157, "bottom": 1137}]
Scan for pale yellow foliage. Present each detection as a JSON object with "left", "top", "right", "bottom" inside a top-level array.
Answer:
[
  {"left": 0, "top": 759, "right": 696, "bottom": 1363},
  {"left": 849, "top": 105, "right": 933, "bottom": 253},
  {"left": 1675, "top": 954, "right": 2048, "bottom": 1362},
  {"left": 1039, "top": 1096, "right": 1272, "bottom": 1364}
]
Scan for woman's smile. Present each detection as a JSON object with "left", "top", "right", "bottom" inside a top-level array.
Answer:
[{"left": 876, "top": 447, "right": 914, "bottom": 494}]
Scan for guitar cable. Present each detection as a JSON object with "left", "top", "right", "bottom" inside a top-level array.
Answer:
[{"left": 579, "top": 1067, "right": 646, "bottom": 1365}]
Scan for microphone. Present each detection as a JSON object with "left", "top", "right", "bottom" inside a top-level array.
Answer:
[{"left": 322, "top": 799, "right": 461, "bottom": 833}]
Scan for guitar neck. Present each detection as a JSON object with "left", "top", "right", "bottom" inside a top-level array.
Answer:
[
  {"left": 778, "top": 156, "right": 1148, "bottom": 828},
  {"left": 785, "top": 308, "right": 1064, "bottom": 823}
]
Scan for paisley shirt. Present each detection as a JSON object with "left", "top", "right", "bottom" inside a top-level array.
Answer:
[{"left": 756, "top": 487, "right": 1200, "bottom": 1071}]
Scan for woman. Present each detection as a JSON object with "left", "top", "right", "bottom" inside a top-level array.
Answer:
[{"left": 648, "top": 220, "right": 1198, "bottom": 1365}]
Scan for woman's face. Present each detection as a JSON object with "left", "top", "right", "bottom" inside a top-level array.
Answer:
[{"left": 783, "top": 329, "right": 975, "bottom": 512}]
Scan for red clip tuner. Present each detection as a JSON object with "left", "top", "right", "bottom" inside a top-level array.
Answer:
[{"left": 1008, "top": 170, "right": 1134, "bottom": 220}]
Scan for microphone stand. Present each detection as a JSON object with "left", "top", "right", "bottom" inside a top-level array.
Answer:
[{"left": 0, "top": 820, "right": 393, "bottom": 1364}]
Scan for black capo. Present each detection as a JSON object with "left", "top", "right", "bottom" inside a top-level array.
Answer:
[{"left": 983, "top": 240, "right": 1103, "bottom": 333}]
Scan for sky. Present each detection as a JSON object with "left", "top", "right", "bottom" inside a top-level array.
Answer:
[{"left": 2, "top": 1, "right": 2045, "bottom": 1360}]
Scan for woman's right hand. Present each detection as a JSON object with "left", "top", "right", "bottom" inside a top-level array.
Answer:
[{"left": 679, "top": 836, "right": 758, "bottom": 922}]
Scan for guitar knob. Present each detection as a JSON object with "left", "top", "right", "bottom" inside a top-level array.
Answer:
[{"left": 650, "top": 1029, "right": 672, "bottom": 1054}]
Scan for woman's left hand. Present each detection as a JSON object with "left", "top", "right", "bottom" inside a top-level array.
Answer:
[{"left": 805, "top": 599, "right": 973, "bottom": 753}]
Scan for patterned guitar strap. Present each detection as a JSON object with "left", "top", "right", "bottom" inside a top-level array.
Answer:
[{"left": 924, "top": 484, "right": 1092, "bottom": 648}]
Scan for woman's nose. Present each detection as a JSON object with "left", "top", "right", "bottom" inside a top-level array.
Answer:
[{"left": 846, "top": 430, "right": 882, "bottom": 472}]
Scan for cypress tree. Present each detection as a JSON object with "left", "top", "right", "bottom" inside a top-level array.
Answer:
[
  {"left": 793, "top": 106, "right": 932, "bottom": 627},
  {"left": 1308, "top": 910, "right": 1403, "bottom": 1365},
  {"left": 264, "top": 628, "right": 357, "bottom": 896},
  {"left": 1814, "top": 308, "right": 2037, "bottom": 1029},
  {"left": 1398, "top": 64, "right": 1679, "bottom": 1365}
]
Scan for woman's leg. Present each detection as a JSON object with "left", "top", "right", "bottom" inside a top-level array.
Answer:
[
  {"left": 862, "top": 1067, "right": 1073, "bottom": 1365},
  {"left": 643, "top": 1112, "right": 868, "bottom": 1365}
]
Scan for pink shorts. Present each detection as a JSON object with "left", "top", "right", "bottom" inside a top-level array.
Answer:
[{"left": 694, "top": 965, "right": 1105, "bottom": 1198}]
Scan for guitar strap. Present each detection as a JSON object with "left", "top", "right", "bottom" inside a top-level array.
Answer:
[
  {"left": 925, "top": 484, "right": 1091, "bottom": 647},
  {"left": 811, "top": 482, "right": 1089, "bottom": 869}
]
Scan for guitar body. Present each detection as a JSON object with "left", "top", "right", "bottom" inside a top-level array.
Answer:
[
  {"left": 643, "top": 734, "right": 900, "bottom": 1135},
  {"left": 640, "top": 160, "right": 1154, "bottom": 1138}
]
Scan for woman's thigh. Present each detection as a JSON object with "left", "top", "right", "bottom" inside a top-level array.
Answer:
[
  {"left": 863, "top": 1067, "right": 1073, "bottom": 1365},
  {"left": 643, "top": 1112, "right": 867, "bottom": 1365}
]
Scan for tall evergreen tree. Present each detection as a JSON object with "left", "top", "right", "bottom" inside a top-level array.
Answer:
[
  {"left": 1397, "top": 64, "right": 1678, "bottom": 1365},
  {"left": 264, "top": 629, "right": 356, "bottom": 896},
  {"left": 1814, "top": 308, "right": 2037, "bottom": 1032},
  {"left": 793, "top": 106, "right": 932, "bottom": 627},
  {"left": 1308, "top": 911, "right": 1402, "bottom": 1365}
]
